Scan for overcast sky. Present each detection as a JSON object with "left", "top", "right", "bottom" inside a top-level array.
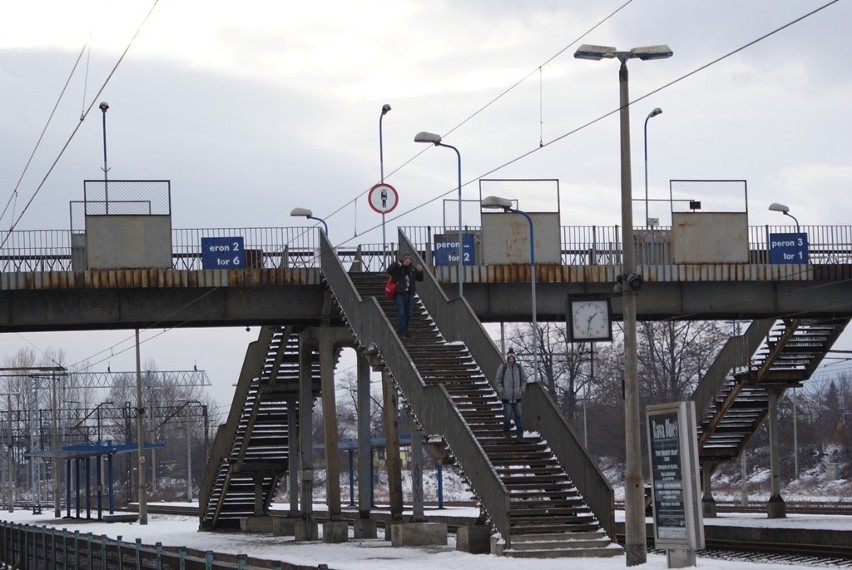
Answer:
[{"left": 1, "top": 1, "right": 850, "bottom": 410}]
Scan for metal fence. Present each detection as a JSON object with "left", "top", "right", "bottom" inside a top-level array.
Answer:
[
  {"left": 0, "top": 224, "right": 849, "bottom": 273},
  {"left": 0, "top": 520, "right": 324, "bottom": 570}
]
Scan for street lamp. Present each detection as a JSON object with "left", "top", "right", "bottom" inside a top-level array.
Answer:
[
  {"left": 379, "top": 104, "right": 392, "bottom": 267},
  {"left": 414, "top": 131, "right": 464, "bottom": 298},
  {"left": 644, "top": 107, "right": 662, "bottom": 227},
  {"left": 768, "top": 202, "right": 799, "bottom": 232},
  {"left": 575, "top": 42, "right": 672, "bottom": 568},
  {"left": 481, "top": 196, "right": 538, "bottom": 384},
  {"left": 290, "top": 207, "right": 328, "bottom": 235},
  {"left": 99, "top": 101, "right": 110, "bottom": 214}
]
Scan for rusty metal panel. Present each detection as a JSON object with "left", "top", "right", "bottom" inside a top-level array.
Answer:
[
  {"left": 672, "top": 212, "right": 748, "bottom": 263},
  {"left": 86, "top": 215, "right": 172, "bottom": 269},
  {"left": 481, "top": 212, "right": 562, "bottom": 264}
]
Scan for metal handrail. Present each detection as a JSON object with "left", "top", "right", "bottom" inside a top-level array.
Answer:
[{"left": 1, "top": 224, "right": 849, "bottom": 272}]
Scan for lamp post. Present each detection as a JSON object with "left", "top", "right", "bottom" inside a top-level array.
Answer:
[
  {"left": 379, "top": 104, "right": 392, "bottom": 267},
  {"left": 99, "top": 101, "right": 110, "bottom": 214},
  {"left": 643, "top": 107, "right": 662, "bottom": 227},
  {"left": 94, "top": 401, "right": 114, "bottom": 444},
  {"left": 414, "top": 131, "right": 463, "bottom": 298},
  {"left": 575, "top": 42, "right": 672, "bottom": 567},
  {"left": 481, "top": 196, "right": 538, "bottom": 384},
  {"left": 768, "top": 202, "right": 799, "bottom": 232},
  {"left": 290, "top": 207, "right": 329, "bottom": 235}
]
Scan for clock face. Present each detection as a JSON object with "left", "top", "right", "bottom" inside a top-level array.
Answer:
[{"left": 569, "top": 299, "right": 612, "bottom": 341}]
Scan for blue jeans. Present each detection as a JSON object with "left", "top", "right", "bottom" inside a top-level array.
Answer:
[
  {"left": 503, "top": 401, "right": 523, "bottom": 436},
  {"left": 395, "top": 292, "right": 414, "bottom": 335}
]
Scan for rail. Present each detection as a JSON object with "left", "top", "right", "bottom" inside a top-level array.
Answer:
[{"left": 2, "top": 224, "right": 850, "bottom": 272}]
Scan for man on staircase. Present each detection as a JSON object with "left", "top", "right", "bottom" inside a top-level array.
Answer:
[
  {"left": 495, "top": 348, "right": 527, "bottom": 439},
  {"left": 387, "top": 253, "right": 423, "bottom": 338}
]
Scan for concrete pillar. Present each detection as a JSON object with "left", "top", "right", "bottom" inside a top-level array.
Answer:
[
  {"left": 253, "top": 475, "right": 264, "bottom": 515},
  {"left": 357, "top": 354, "right": 373, "bottom": 519},
  {"left": 410, "top": 413, "right": 425, "bottom": 522},
  {"left": 382, "top": 370, "right": 403, "bottom": 522},
  {"left": 286, "top": 396, "right": 299, "bottom": 515},
  {"left": 319, "top": 334, "right": 341, "bottom": 519},
  {"left": 767, "top": 388, "right": 786, "bottom": 518},
  {"left": 701, "top": 462, "right": 717, "bottom": 517},
  {"left": 298, "top": 337, "right": 315, "bottom": 527}
]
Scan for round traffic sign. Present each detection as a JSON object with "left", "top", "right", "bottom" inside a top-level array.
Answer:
[{"left": 368, "top": 183, "right": 398, "bottom": 214}]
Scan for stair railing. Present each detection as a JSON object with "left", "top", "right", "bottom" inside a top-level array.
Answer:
[
  {"left": 319, "top": 231, "right": 512, "bottom": 541},
  {"left": 395, "top": 230, "right": 616, "bottom": 541}
]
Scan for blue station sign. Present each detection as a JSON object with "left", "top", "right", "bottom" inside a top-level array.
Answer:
[
  {"left": 201, "top": 236, "right": 246, "bottom": 269},
  {"left": 768, "top": 232, "right": 809, "bottom": 264},
  {"left": 433, "top": 233, "right": 475, "bottom": 266}
]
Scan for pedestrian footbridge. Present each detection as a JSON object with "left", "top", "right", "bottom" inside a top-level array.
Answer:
[{"left": 2, "top": 223, "right": 851, "bottom": 554}]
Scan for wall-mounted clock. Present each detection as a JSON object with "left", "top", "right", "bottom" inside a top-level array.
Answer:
[{"left": 567, "top": 297, "right": 613, "bottom": 342}]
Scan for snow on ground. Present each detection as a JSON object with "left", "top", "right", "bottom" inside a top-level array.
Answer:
[{"left": 2, "top": 505, "right": 850, "bottom": 570}]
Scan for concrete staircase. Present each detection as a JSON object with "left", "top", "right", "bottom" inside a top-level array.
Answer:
[
  {"left": 694, "top": 317, "right": 850, "bottom": 463},
  {"left": 321, "top": 232, "right": 621, "bottom": 558},
  {"left": 199, "top": 326, "right": 320, "bottom": 530}
]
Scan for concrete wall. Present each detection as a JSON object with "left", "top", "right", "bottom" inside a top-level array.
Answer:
[
  {"left": 672, "top": 212, "right": 748, "bottom": 264},
  {"left": 86, "top": 215, "right": 172, "bottom": 269},
  {"left": 481, "top": 212, "right": 561, "bottom": 264}
]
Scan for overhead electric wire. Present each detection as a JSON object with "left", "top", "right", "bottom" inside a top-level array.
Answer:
[
  {"left": 0, "top": 0, "right": 160, "bottom": 249},
  {"left": 48, "top": 0, "right": 847, "bottom": 377},
  {"left": 0, "top": 40, "right": 90, "bottom": 227}
]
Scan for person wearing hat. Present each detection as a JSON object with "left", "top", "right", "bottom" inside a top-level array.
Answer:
[
  {"left": 495, "top": 348, "right": 527, "bottom": 439},
  {"left": 387, "top": 253, "right": 423, "bottom": 338}
]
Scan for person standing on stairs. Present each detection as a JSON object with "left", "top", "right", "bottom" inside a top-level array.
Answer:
[
  {"left": 495, "top": 348, "right": 527, "bottom": 439},
  {"left": 387, "top": 253, "right": 423, "bottom": 338}
]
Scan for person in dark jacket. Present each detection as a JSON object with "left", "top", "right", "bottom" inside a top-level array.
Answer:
[
  {"left": 495, "top": 348, "right": 527, "bottom": 438},
  {"left": 387, "top": 253, "right": 423, "bottom": 338}
]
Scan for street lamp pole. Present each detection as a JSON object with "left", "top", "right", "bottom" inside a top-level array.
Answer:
[
  {"left": 575, "top": 43, "right": 672, "bottom": 567},
  {"left": 415, "top": 131, "right": 463, "bottom": 298},
  {"left": 644, "top": 107, "right": 662, "bottom": 227},
  {"left": 99, "top": 102, "right": 110, "bottom": 215},
  {"left": 379, "top": 104, "right": 391, "bottom": 267}
]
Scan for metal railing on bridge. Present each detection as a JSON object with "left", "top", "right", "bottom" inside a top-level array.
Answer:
[{"left": 1, "top": 224, "right": 850, "bottom": 273}]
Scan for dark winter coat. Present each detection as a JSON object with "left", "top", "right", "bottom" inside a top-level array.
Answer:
[
  {"left": 495, "top": 361, "right": 527, "bottom": 403},
  {"left": 387, "top": 260, "right": 424, "bottom": 295}
]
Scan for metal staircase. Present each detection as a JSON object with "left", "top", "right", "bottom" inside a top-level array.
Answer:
[
  {"left": 695, "top": 317, "right": 850, "bottom": 463},
  {"left": 199, "top": 326, "right": 321, "bottom": 530},
  {"left": 321, "top": 233, "right": 620, "bottom": 558}
]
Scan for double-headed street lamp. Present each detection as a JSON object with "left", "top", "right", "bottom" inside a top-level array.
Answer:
[
  {"left": 414, "top": 131, "right": 464, "bottom": 298},
  {"left": 290, "top": 207, "right": 329, "bottom": 235},
  {"left": 575, "top": 42, "right": 672, "bottom": 567},
  {"left": 644, "top": 107, "right": 663, "bottom": 227},
  {"left": 482, "top": 196, "right": 538, "bottom": 384}
]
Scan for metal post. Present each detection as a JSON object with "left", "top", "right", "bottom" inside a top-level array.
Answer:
[
  {"left": 379, "top": 104, "right": 391, "bottom": 268},
  {"left": 643, "top": 108, "right": 662, "bottom": 226},
  {"left": 618, "top": 56, "right": 645, "bottom": 565},
  {"left": 99, "top": 102, "right": 110, "bottom": 215},
  {"left": 52, "top": 372, "right": 60, "bottom": 518},
  {"left": 186, "top": 414, "right": 192, "bottom": 502},
  {"left": 134, "top": 330, "right": 148, "bottom": 524}
]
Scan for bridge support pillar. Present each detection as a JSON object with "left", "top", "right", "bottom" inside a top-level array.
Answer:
[
  {"left": 298, "top": 335, "right": 316, "bottom": 528},
  {"left": 700, "top": 462, "right": 717, "bottom": 518},
  {"left": 252, "top": 475, "right": 264, "bottom": 515},
  {"left": 357, "top": 353, "right": 373, "bottom": 519},
  {"left": 287, "top": 397, "right": 299, "bottom": 516},
  {"left": 382, "top": 370, "right": 404, "bottom": 522},
  {"left": 766, "top": 388, "right": 787, "bottom": 519},
  {"left": 304, "top": 326, "right": 352, "bottom": 521}
]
